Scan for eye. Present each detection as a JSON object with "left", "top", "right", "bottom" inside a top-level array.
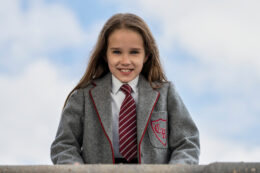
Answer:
[
  {"left": 130, "top": 50, "right": 139, "bottom": 54},
  {"left": 112, "top": 50, "right": 121, "bottom": 54}
]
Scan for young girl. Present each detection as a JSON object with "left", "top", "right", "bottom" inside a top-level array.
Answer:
[{"left": 51, "top": 13, "right": 200, "bottom": 164}]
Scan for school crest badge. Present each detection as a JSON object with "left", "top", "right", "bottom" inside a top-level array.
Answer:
[{"left": 151, "top": 119, "right": 167, "bottom": 146}]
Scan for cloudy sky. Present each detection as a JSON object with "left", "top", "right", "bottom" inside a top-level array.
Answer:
[{"left": 0, "top": 0, "right": 260, "bottom": 165}]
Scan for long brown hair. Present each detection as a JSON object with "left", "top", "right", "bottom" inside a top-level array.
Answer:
[{"left": 64, "top": 13, "right": 167, "bottom": 108}]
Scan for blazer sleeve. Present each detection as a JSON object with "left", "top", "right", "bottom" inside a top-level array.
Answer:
[
  {"left": 50, "top": 89, "right": 84, "bottom": 164},
  {"left": 167, "top": 82, "right": 200, "bottom": 164}
]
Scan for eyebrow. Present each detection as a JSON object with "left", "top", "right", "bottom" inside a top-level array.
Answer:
[{"left": 109, "top": 47, "right": 142, "bottom": 50}]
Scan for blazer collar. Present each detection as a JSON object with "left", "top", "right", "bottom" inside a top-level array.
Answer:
[
  {"left": 136, "top": 75, "right": 160, "bottom": 143},
  {"left": 90, "top": 73, "right": 113, "bottom": 141}
]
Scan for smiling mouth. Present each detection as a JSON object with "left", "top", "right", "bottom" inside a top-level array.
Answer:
[{"left": 118, "top": 68, "right": 133, "bottom": 72}]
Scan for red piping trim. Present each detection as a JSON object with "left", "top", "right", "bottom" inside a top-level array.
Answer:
[
  {"left": 138, "top": 92, "right": 160, "bottom": 163},
  {"left": 89, "top": 82, "right": 115, "bottom": 164}
]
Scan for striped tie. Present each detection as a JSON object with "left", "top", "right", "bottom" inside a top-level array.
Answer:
[{"left": 119, "top": 84, "right": 137, "bottom": 162}]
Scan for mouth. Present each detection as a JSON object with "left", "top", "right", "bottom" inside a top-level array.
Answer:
[
  {"left": 118, "top": 68, "right": 133, "bottom": 74},
  {"left": 120, "top": 69, "right": 132, "bottom": 72}
]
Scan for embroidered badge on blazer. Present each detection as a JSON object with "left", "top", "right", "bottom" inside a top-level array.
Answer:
[{"left": 151, "top": 118, "right": 167, "bottom": 146}]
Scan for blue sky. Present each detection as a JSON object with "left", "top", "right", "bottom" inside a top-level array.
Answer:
[{"left": 0, "top": 0, "right": 260, "bottom": 164}]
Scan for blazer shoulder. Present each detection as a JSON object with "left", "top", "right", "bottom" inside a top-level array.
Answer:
[
  {"left": 154, "top": 81, "right": 181, "bottom": 101},
  {"left": 65, "top": 84, "right": 94, "bottom": 106},
  {"left": 155, "top": 81, "right": 175, "bottom": 92},
  {"left": 66, "top": 88, "right": 86, "bottom": 103},
  {"left": 72, "top": 81, "right": 96, "bottom": 94}
]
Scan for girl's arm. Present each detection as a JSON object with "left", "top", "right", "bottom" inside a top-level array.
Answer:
[
  {"left": 50, "top": 89, "right": 85, "bottom": 164},
  {"left": 167, "top": 82, "right": 200, "bottom": 165}
]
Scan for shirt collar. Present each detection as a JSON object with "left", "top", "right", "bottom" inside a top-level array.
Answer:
[{"left": 111, "top": 75, "right": 139, "bottom": 94}]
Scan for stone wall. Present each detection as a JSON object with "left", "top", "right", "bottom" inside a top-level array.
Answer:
[{"left": 0, "top": 162, "right": 259, "bottom": 173}]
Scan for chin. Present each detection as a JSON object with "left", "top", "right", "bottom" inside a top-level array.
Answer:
[
  {"left": 119, "top": 77, "right": 132, "bottom": 83},
  {"left": 120, "top": 79, "right": 130, "bottom": 83}
]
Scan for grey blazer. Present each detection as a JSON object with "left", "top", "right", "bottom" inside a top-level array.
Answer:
[{"left": 50, "top": 73, "right": 200, "bottom": 164}]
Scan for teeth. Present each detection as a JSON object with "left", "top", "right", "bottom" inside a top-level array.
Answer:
[{"left": 120, "top": 69, "right": 131, "bottom": 72}]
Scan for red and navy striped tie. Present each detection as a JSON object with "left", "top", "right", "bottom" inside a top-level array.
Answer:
[{"left": 119, "top": 84, "right": 137, "bottom": 162}]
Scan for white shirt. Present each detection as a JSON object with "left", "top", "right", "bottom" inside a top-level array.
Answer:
[{"left": 111, "top": 75, "right": 139, "bottom": 158}]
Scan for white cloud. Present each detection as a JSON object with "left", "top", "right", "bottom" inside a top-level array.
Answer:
[
  {"left": 0, "top": 59, "right": 75, "bottom": 164},
  {"left": 200, "top": 132, "right": 260, "bottom": 164},
  {"left": 0, "top": 0, "right": 86, "bottom": 70},
  {"left": 120, "top": 0, "right": 260, "bottom": 77}
]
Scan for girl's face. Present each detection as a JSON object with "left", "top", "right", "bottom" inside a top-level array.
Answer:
[{"left": 106, "top": 28, "right": 147, "bottom": 83}]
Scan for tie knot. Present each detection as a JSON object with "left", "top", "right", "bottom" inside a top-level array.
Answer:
[{"left": 120, "top": 84, "right": 132, "bottom": 95}]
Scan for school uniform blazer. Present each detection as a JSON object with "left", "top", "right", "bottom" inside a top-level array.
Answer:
[{"left": 51, "top": 73, "right": 200, "bottom": 164}]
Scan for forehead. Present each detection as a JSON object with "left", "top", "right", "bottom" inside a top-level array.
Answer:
[{"left": 108, "top": 28, "right": 144, "bottom": 48}]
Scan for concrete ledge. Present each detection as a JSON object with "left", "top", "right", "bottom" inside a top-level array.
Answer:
[{"left": 0, "top": 162, "right": 259, "bottom": 173}]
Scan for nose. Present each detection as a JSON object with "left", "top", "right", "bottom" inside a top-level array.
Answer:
[{"left": 121, "top": 54, "right": 130, "bottom": 65}]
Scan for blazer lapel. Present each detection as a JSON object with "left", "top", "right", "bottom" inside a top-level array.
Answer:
[
  {"left": 90, "top": 74, "right": 113, "bottom": 142},
  {"left": 136, "top": 75, "right": 160, "bottom": 143}
]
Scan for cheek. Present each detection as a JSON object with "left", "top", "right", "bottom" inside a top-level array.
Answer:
[
  {"left": 108, "top": 58, "right": 116, "bottom": 67},
  {"left": 107, "top": 57, "right": 118, "bottom": 72},
  {"left": 138, "top": 57, "right": 146, "bottom": 67},
  {"left": 106, "top": 55, "right": 113, "bottom": 65},
  {"left": 107, "top": 60, "right": 114, "bottom": 71},
  {"left": 139, "top": 63, "right": 145, "bottom": 71}
]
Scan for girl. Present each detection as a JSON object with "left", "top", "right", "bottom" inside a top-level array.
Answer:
[{"left": 51, "top": 13, "right": 200, "bottom": 164}]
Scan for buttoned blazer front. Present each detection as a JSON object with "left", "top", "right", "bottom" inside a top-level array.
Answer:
[{"left": 50, "top": 73, "right": 200, "bottom": 164}]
